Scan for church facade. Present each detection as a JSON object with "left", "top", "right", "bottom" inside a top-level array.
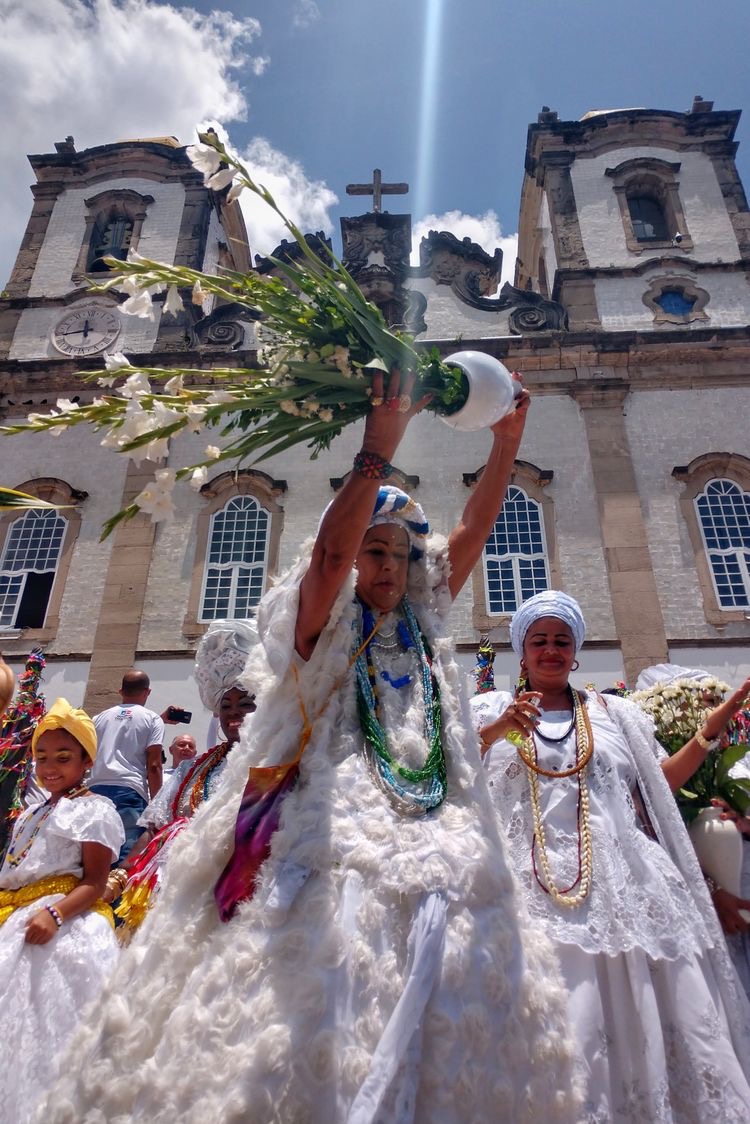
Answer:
[{"left": 1, "top": 98, "right": 749, "bottom": 743}]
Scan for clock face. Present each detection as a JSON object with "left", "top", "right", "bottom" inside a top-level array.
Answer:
[{"left": 51, "top": 306, "right": 122, "bottom": 357}]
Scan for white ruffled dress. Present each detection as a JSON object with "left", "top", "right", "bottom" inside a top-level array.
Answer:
[
  {"left": 472, "top": 689, "right": 750, "bottom": 1123},
  {"left": 40, "top": 543, "right": 582, "bottom": 1123},
  {"left": 0, "top": 794, "right": 123, "bottom": 1124}
]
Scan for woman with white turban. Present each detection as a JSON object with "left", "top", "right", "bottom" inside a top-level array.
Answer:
[
  {"left": 107, "top": 620, "right": 258, "bottom": 929},
  {"left": 42, "top": 368, "right": 582, "bottom": 1123},
  {"left": 472, "top": 590, "right": 750, "bottom": 1122}
]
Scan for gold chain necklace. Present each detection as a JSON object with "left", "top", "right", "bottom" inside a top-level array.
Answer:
[{"left": 519, "top": 689, "right": 594, "bottom": 908}]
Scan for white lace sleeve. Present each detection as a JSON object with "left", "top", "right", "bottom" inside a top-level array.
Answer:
[
  {"left": 48, "top": 794, "right": 125, "bottom": 860},
  {"left": 139, "top": 762, "right": 192, "bottom": 830},
  {"left": 469, "top": 690, "right": 513, "bottom": 733}
]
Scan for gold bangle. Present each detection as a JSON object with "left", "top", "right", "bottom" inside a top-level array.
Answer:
[{"left": 695, "top": 730, "right": 720, "bottom": 752}]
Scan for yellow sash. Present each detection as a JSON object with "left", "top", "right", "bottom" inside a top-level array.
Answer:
[{"left": 0, "top": 873, "right": 114, "bottom": 928}]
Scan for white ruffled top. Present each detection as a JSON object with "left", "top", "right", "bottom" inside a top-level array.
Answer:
[
  {"left": 0, "top": 793, "right": 124, "bottom": 890},
  {"left": 472, "top": 689, "right": 717, "bottom": 961}
]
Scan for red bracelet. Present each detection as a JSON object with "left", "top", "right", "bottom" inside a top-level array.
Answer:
[{"left": 353, "top": 451, "right": 393, "bottom": 480}]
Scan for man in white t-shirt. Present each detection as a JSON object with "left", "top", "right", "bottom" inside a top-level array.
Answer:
[{"left": 90, "top": 669, "right": 165, "bottom": 863}]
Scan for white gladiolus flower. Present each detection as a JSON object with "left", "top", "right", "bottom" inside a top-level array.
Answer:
[
  {"left": 120, "top": 373, "right": 152, "bottom": 399},
  {"left": 103, "top": 352, "right": 132, "bottom": 371},
  {"left": 319, "top": 407, "right": 334, "bottom": 422},
  {"left": 121, "top": 289, "right": 155, "bottom": 320},
  {"left": 186, "top": 142, "right": 222, "bottom": 180},
  {"left": 55, "top": 398, "right": 80, "bottom": 414},
  {"left": 227, "top": 181, "right": 244, "bottom": 203},
  {"left": 206, "top": 389, "right": 236, "bottom": 404},
  {"left": 186, "top": 405, "right": 207, "bottom": 433},
  {"left": 207, "top": 167, "right": 237, "bottom": 192},
  {"left": 126, "top": 248, "right": 149, "bottom": 265},
  {"left": 164, "top": 374, "right": 184, "bottom": 394},
  {"left": 164, "top": 286, "right": 183, "bottom": 318},
  {"left": 205, "top": 445, "right": 221, "bottom": 460},
  {"left": 189, "top": 466, "right": 208, "bottom": 490},
  {"left": 279, "top": 399, "right": 300, "bottom": 415},
  {"left": 192, "top": 280, "right": 210, "bottom": 307},
  {"left": 134, "top": 468, "right": 176, "bottom": 522}
]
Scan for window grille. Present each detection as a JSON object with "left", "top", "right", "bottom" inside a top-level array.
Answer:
[
  {"left": 0, "top": 510, "right": 66, "bottom": 629},
  {"left": 199, "top": 496, "right": 269, "bottom": 620},
  {"left": 695, "top": 479, "right": 750, "bottom": 609},
  {"left": 87, "top": 213, "right": 134, "bottom": 272},
  {"left": 483, "top": 485, "right": 550, "bottom": 614}
]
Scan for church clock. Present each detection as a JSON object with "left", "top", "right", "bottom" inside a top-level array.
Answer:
[{"left": 51, "top": 306, "right": 122, "bottom": 357}]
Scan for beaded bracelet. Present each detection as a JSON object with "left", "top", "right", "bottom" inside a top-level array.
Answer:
[
  {"left": 46, "top": 904, "right": 64, "bottom": 928},
  {"left": 353, "top": 450, "right": 393, "bottom": 480}
]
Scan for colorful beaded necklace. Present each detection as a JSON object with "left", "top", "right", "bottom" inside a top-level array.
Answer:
[
  {"left": 173, "top": 742, "right": 231, "bottom": 819},
  {"left": 355, "top": 597, "right": 447, "bottom": 816},
  {"left": 6, "top": 782, "right": 89, "bottom": 868}
]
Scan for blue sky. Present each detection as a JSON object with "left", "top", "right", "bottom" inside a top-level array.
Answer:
[{"left": 2, "top": 0, "right": 750, "bottom": 287}]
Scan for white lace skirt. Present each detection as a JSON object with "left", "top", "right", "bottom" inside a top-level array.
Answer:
[
  {"left": 555, "top": 941, "right": 750, "bottom": 1122},
  {"left": 0, "top": 896, "right": 119, "bottom": 1124}
]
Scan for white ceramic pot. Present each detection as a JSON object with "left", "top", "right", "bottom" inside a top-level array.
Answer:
[
  {"left": 688, "top": 806, "right": 750, "bottom": 920},
  {"left": 439, "top": 351, "right": 520, "bottom": 432}
]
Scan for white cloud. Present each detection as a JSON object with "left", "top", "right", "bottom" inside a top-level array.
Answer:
[
  {"left": 411, "top": 209, "right": 518, "bottom": 289},
  {"left": 237, "top": 137, "right": 338, "bottom": 260},
  {"left": 292, "top": 0, "right": 321, "bottom": 30},
  {"left": 0, "top": 0, "right": 264, "bottom": 287}
]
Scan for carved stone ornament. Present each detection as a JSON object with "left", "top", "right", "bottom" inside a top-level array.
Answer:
[
  {"left": 254, "top": 232, "right": 332, "bottom": 275},
  {"left": 192, "top": 304, "right": 256, "bottom": 351},
  {"left": 417, "top": 230, "right": 502, "bottom": 304},
  {"left": 341, "top": 212, "right": 412, "bottom": 297},
  {"left": 502, "top": 284, "right": 569, "bottom": 334}
]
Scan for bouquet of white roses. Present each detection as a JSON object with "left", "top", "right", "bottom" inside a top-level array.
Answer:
[{"left": 1, "top": 132, "right": 469, "bottom": 538}]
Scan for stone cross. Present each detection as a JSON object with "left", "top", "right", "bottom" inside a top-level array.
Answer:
[{"left": 346, "top": 169, "right": 408, "bottom": 214}]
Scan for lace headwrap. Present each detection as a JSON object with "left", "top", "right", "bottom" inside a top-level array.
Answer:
[
  {"left": 195, "top": 620, "right": 259, "bottom": 713},
  {"left": 31, "top": 697, "right": 97, "bottom": 762},
  {"left": 635, "top": 663, "right": 716, "bottom": 692},
  {"left": 510, "top": 590, "right": 586, "bottom": 656}
]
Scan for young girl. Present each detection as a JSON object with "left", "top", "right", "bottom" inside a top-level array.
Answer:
[{"left": 0, "top": 698, "right": 124, "bottom": 1123}]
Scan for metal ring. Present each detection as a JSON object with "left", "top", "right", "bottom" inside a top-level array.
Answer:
[
  {"left": 397, "top": 394, "right": 412, "bottom": 414},
  {"left": 370, "top": 396, "right": 384, "bottom": 408}
]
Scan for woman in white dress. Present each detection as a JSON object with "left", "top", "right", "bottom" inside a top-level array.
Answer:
[
  {"left": 0, "top": 698, "right": 123, "bottom": 1123},
  {"left": 109, "top": 620, "right": 258, "bottom": 929},
  {"left": 472, "top": 591, "right": 750, "bottom": 1123},
  {"left": 42, "top": 367, "right": 581, "bottom": 1123}
]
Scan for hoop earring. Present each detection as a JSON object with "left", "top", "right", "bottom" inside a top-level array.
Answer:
[{"left": 572, "top": 660, "right": 580, "bottom": 671}]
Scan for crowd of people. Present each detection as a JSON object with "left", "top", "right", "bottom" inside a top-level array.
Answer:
[{"left": 1, "top": 368, "right": 750, "bottom": 1122}]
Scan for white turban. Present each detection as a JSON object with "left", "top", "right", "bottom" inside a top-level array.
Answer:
[
  {"left": 510, "top": 591, "right": 586, "bottom": 656},
  {"left": 194, "top": 619, "right": 258, "bottom": 713}
]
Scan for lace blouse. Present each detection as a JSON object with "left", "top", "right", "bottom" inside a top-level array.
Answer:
[
  {"left": 0, "top": 794, "right": 124, "bottom": 890},
  {"left": 472, "top": 690, "right": 717, "bottom": 960}
]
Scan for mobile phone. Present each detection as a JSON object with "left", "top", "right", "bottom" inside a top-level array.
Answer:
[{"left": 166, "top": 706, "right": 192, "bottom": 724}]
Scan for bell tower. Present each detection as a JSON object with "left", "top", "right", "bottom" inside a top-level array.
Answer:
[{"left": 516, "top": 97, "right": 750, "bottom": 333}]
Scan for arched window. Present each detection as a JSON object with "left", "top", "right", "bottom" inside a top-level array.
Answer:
[
  {"left": 87, "top": 211, "right": 134, "bottom": 272},
  {"left": 695, "top": 478, "right": 750, "bottom": 609},
  {"left": 605, "top": 158, "right": 692, "bottom": 254},
  {"left": 200, "top": 496, "right": 270, "bottom": 621},
  {"left": 627, "top": 195, "right": 669, "bottom": 243},
  {"left": 483, "top": 485, "right": 551, "bottom": 614},
  {"left": 0, "top": 480, "right": 85, "bottom": 639},
  {"left": 0, "top": 509, "right": 68, "bottom": 629},
  {"left": 73, "top": 189, "right": 154, "bottom": 280},
  {"left": 673, "top": 454, "right": 750, "bottom": 624},
  {"left": 183, "top": 470, "right": 286, "bottom": 636}
]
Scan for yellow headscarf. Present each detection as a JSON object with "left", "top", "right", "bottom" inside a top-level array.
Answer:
[{"left": 31, "top": 698, "right": 97, "bottom": 762}]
